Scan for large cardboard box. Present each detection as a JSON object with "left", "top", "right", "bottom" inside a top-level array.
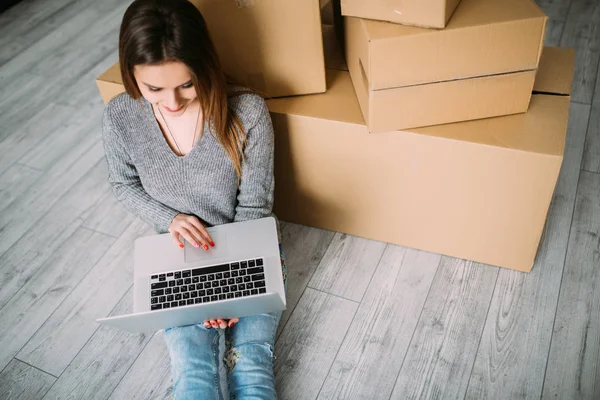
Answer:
[
  {"left": 346, "top": 0, "right": 547, "bottom": 132},
  {"left": 341, "top": 0, "right": 461, "bottom": 28},
  {"left": 267, "top": 47, "right": 574, "bottom": 273},
  {"left": 188, "top": 0, "right": 325, "bottom": 98}
]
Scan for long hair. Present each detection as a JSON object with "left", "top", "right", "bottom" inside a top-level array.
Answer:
[{"left": 119, "top": 0, "right": 247, "bottom": 178}]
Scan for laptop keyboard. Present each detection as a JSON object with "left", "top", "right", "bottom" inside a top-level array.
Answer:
[{"left": 149, "top": 258, "right": 266, "bottom": 311}]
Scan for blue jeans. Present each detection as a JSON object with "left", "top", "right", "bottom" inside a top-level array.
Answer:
[{"left": 164, "top": 245, "right": 288, "bottom": 399}]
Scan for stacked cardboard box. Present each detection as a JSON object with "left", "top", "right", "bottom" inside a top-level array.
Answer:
[{"left": 97, "top": 0, "right": 575, "bottom": 272}]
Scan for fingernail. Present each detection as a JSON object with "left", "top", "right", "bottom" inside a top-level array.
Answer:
[
  {"left": 179, "top": 243, "right": 184, "bottom": 248},
  {"left": 203, "top": 244, "right": 209, "bottom": 250},
  {"left": 217, "top": 319, "right": 223, "bottom": 325},
  {"left": 211, "top": 322, "right": 217, "bottom": 327},
  {"left": 194, "top": 243, "right": 199, "bottom": 248},
  {"left": 228, "top": 321, "right": 235, "bottom": 328},
  {"left": 210, "top": 241, "right": 215, "bottom": 247}
]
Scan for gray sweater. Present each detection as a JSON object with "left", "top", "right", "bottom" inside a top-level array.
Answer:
[{"left": 101, "top": 91, "right": 280, "bottom": 240}]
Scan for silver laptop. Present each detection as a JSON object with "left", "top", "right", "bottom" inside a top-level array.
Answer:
[{"left": 97, "top": 217, "right": 286, "bottom": 333}]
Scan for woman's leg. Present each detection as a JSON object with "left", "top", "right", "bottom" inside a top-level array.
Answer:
[
  {"left": 225, "top": 312, "right": 282, "bottom": 400},
  {"left": 164, "top": 324, "right": 224, "bottom": 400}
]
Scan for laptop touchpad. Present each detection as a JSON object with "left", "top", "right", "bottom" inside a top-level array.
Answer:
[{"left": 184, "top": 230, "right": 228, "bottom": 263}]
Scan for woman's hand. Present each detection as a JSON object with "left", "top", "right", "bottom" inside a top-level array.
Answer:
[
  {"left": 169, "top": 213, "right": 215, "bottom": 250},
  {"left": 204, "top": 317, "right": 239, "bottom": 329}
]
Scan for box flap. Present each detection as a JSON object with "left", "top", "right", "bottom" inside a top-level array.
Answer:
[
  {"left": 267, "top": 68, "right": 569, "bottom": 156},
  {"left": 97, "top": 62, "right": 122, "bottom": 85},
  {"left": 533, "top": 46, "right": 575, "bottom": 95}
]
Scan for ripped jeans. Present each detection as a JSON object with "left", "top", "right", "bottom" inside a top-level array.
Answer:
[{"left": 164, "top": 245, "right": 288, "bottom": 400}]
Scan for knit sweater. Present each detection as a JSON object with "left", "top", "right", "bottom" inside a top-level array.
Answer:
[{"left": 101, "top": 91, "right": 280, "bottom": 240}]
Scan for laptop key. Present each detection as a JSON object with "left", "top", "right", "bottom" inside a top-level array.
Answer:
[
  {"left": 249, "top": 260, "right": 256, "bottom": 267},
  {"left": 187, "top": 299, "right": 194, "bottom": 305},
  {"left": 167, "top": 272, "right": 174, "bottom": 277},
  {"left": 151, "top": 275, "right": 158, "bottom": 279},
  {"left": 228, "top": 278, "right": 235, "bottom": 285},
  {"left": 192, "top": 277, "right": 199, "bottom": 283},
  {"left": 211, "top": 295, "right": 218, "bottom": 301},
  {"left": 231, "top": 285, "right": 238, "bottom": 291},
  {"left": 179, "top": 300, "right": 186, "bottom": 306},
  {"left": 236, "top": 277, "right": 243, "bottom": 284},
  {"left": 189, "top": 284, "right": 195, "bottom": 291},
  {"left": 165, "top": 288, "right": 172, "bottom": 295},
  {"left": 224, "top": 272, "right": 231, "bottom": 278},
  {"left": 203, "top": 296, "right": 210, "bottom": 303},
  {"left": 244, "top": 276, "right": 251, "bottom": 283},
  {"left": 182, "top": 270, "right": 191, "bottom": 278},
  {"left": 151, "top": 282, "right": 167, "bottom": 289},
  {"left": 220, "top": 279, "right": 227, "bottom": 286},
  {"left": 151, "top": 297, "right": 158, "bottom": 304},
  {"left": 254, "top": 281, "right": 266, "bottom": 288},
  {"left": 222, "top": 286, "right": 229, "bottom": 293},
  {"left": 242, "top": 290, "right": 250, "bottom": 297},
  {"left": 159, "top": 296, "right": 166, "bottom": 303},
  {"left": 200, "top": 275, "right": 207, "bottom": 282},
  {"left": 251, "top": 289, "right": 258, "bottom": 295},
  {"left": 241, "top": 261, "right": 248, "bottom": 268},
  {"left": 199, "top": 290, "right": 206, "bottom": 297},
  {"left": 174, "top": 272, "right": 181, "bottom": 279},
  {"left": 173, "top": 287, "right": 180, "bottom": 294},
  {"left": 239, "top": 284, "right": 245, "bottom": 290},
  {"left": 208, "top": 274, "right": 215, "bottom": 280},
  {"left": 181, "top": 285, "right": 188, "bottom": 292},
  {"left": 232, "top": 271, "right": 239, "bottom": 277},
  {"left": 215, "top": 288, "right": 222, "bottom": 294},
  {"left": 183, "top": 292, "right": 190, "bottom": 299},
  {"left": 259, "top": 288, "right": 266, "bottom": 294},
  {"left": 207, "top": 289, "right": 214, "bottom": 296},
  {"left": 212, "top": 281, "right": 219, "bottom": 288},
  {"left": 247, "top": 267, "right": 264, "bottom": 275},
  {"left": 175, "top": 294, "right": 182, "bottom": 301},
  {"left": 204, "top": 282, "right": 211, "bottom": 289},
  {"left": 194, "top": 298, "right": 202, "bottom": 304},
  {"left": 171, "top": 301, "right": 179, "bottom": 307},
  {"left": 231, "top": 263, "right": 239, "bottom": 270},
  {"left": 256, "top": 259, "right": 263, "bottom": 266},
  {"left": 176, "top": 279, "right": 184, "bottom": 286},
  {"left": 246, "top": 282, "right": 253, "bottom": 289},
  {"left": 235, "top": 292, "right": 242, "bottom": 298},
  {"left": 184, "top": 278, "right": 191, "bottom": 284},
  {"left": 151, "top": 304, "right": 162, "bottom": 310},
  {"left": 252, "top": 274, "right": 265, "bottom": 281},
  {"left": 227, "top": 293, "right": 234, "bottom": 299},
  {"left": 167, "top": 295, "right": 174, "bottom": 302},
  {"left": 169, "top": 281, "right": 176, "bottom": 287},
  {"left": 163, "top": 302, "right": 171, "bottom": 309},
  {"left": 159, "top": 274, "right": 166, "bottom": 281},
  {"left": 216, "top": 273, "right": 223, "bottom": 279},
  {"left": 239, "top": 270, "right": 247, "bottom": 276},
  {"left": 191, "top": 291, "right": 198, "bottom": 298},
  {"left": 219, "top": 294, "right": 226, "bottom": 300},
  {"left": 151, "top": 289, "right": 164, "bottom": 297}
]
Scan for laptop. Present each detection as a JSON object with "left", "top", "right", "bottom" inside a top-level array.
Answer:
[{"left": 96, "top": 217, "right": 286, "bottom": 333}]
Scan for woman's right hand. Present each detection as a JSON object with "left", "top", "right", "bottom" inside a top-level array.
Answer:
[{"left": 169, "top": 213, "right": 215, "bottom": 250}]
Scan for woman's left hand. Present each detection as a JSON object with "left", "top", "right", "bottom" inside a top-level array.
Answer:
[{"left": 204, "top": 317, "right": 239, "bottom": 329}]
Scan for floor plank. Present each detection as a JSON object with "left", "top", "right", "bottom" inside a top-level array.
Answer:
[
  {"left": 0, "top": 227, "right": 114, "bottom": 372},
  {"left": 535, "top": 0, "right": 573, "bottom": 21},
  {"left": 318, "top": 246, "right": 441, "bottom": 400},
  {"left": 582, "top": 68, "right": 600, "bottom": 173},
  {"left": 276, "top": 222, "right": 336, "bottom": 339},
  {"left": 42, "top": 286, "right": 154, "bottom": 400},
  {"left": 0, "top": 359, "right": 55, "bottom": 400},
  {"left": 390, "top": 258, "right": 499, "bottom": 400},
  {"left": 0, "top": 164, "right": 42, "bottom": 213},
  {"left": 559, "top": 0, "right": 600, "bottom": 104},
  {"left": 308, "top": 233, "right": 387, "bottom": 302},
  {"left": 542, "top": 171, "right": 600, "bottom": 400},
  {"left": 544, "top": 19, "right": 566, "bottom": 47},
  {"left": 108, "top": 330, "right": 173, "bottom": 400},
  {"left": 275, "top": 288, "right": 358, "bottom": 400},
  {"left": 465, "top": 103, "right": 591, "bottom": 399},
  {"left": 81, "top": 193, "right": 139, "bottom": 238},
  {"left": 0, "top": 157, "right": 110, "bottom": 309},
  {"left": 16, "top": 219, "right": 153, "bottom": 377}
]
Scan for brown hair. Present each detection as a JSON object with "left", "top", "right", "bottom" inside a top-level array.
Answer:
[{"left": 119, "top": 0, "right": 247, "bottom": 178}]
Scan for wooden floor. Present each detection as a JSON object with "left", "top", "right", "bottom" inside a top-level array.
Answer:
[{"left": 1, "top": 0, "right": 599, "bottom": 399}]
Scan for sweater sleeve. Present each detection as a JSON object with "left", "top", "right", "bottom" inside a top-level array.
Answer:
[
  {"left": 233, "top": 96, "right": 275, "bottom": 223},
  {"left": 102, "top": 107, "right": 180, "bottom": 233}
]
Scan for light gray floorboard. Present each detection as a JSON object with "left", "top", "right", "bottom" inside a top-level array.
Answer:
[
  {"left": 542, "top": 171, "right": 600, "bottom": 400},
  {"left": 318, "top": 246, "right": 441, "bottom": 400},
  {"left": 81, "top": 193, "right": 139, "bottom": 238},
  {"left": 0, "top": 164, "right": 42, "bottom": 213},
  {"left": 0, "top": 140, "right": 104, "bottom": 257},
  {"left": 277, "top": 222, "right": 336, "bottom": 339},
  {"left": 559, "top": 0, "right": 600, "bottom": 104},
  {"left": 536, "top": 0, "right": 572, "bottom": 20},
  {"left": 0, "top": 227, "right": 114, "bottom": 371},
  {"left": 0, "top": 157, "right": 110, "bottom": 309},
  {"left": 108, "top": 330, "right": 173, "bottom": 400},
  {"left": 17, "top": 219, "right": 153, "bottom": 377},
  {"left": 582, "top": 67, "right": 600, "bottom": 173},
  {"left": 465, "top": 103, "right": 591, "bottom": 399},
  {"left": 275, "top": 288, "right": 358, "bottom": 400},
  {"left": 308, "top": 233, "right": 387, "bottom": 302},
  {"left": 390, "top": 258, "right": 499, "bottom": 400},
  {"left": 0, "top": 359, "right": 55, "bottom": 400},
  {"left": 42, "top": 286, "right": 154, "bottom": 400}
]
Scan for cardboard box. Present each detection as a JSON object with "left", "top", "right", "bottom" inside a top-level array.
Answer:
[
  {"left": 96, "top": 23, "right": 344, "bottom": 105},
  {"left": 347, "top": 0, "right": 546, "bottom": 91},
  {"left": 341, "top": 0, "right": 461, "bottom": 28},
  {"left": 345, "top": 0, "right": 546, "bottom": 132},
  {"left": 189, "top": 0, "right": 325, "bottom": 98},
  {"left": 267, "top": 47, "right": 574, "bottom": 272}
]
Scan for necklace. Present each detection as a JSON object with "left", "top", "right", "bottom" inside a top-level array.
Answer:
[{"left": 156, "top": 103, "right": 201, "bottom": 156}]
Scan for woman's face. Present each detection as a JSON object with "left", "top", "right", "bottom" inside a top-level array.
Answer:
[{"left": 134, "top": 61, "right": 198, "bottom": 117}]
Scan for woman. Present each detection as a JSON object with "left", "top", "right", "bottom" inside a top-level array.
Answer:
[{"left": 102, "top": 0, "right": 287, "bottom": 398}]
